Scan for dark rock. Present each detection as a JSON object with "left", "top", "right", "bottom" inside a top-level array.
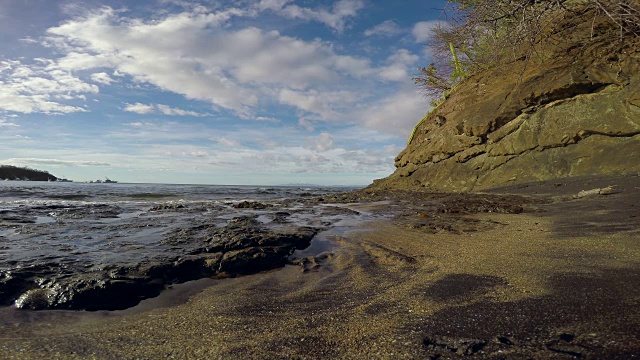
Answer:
[
  {"left": 271, "top": 211, "right": 291, "bottom": 223},
  {"left": 290, "top": 252, "right": 334, "bottom": 272},
  {"left": 14, "top": 288, "right": 56, "bottom": 310},
  {"left": 49, "top": 204, "right": 122, "bottom": 220},
  {"left": 219, "top": 246, "right": 291, "bottom": 275},
  {"left": 208, "top": 218, "right": 317, "bottom": 275},
  {"left": 0, "top": 214, "right": 35, "bottom": 223},
  {"left": 3, "top": 216, "right": 317, "bottom": 311},
  {"left": 233, "top": 201, "right": 274, "bottom": 210},
  {"left": 559, "top": 333, "right": 575, "bottom": 342},
  {"left": 149, "top": 203, "right": 185, "bottom": 212},
  {"left": 207, "top": 217, "right": 316, "bottom": 253},
  {"left": 13, "top": 274, "right": 164, "bottom": 311},
  {"left": 497, "top": 336, "right": 515, "bottom": 345},
  {"left": 423, "top": 335, "right": 487, "bottom": 356}
]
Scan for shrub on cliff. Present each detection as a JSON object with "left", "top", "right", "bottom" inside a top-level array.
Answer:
[{"left": 415, "top": 0, "right": 640, "bottom": 101}]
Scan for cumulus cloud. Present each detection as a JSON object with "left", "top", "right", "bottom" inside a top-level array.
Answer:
[
  {"left": 123, "top": 103, "right": 155, "bottom": 114},
  {"left": 298, "top": 118, "right": 315, "bottom": 131},
  {"left": 0, "top": 59, "right": 97, "bottom": 114},
  {"left": 4, "top": 1, "right": 430, "bottom": 159},
  {"left": 264, "top": 0, "right": 365, "bottom": 32},
  {"left": 258, "top": 0, "right": 291, "bottom": 11},
  {"left": 311, "top": 132, "right": 334, "bottom": 152},
  {"left": 412, "top": 20, "right": 447, "bottom": 43},
  {"left": 90, "top": 72, "right": 114, "bottom": 85},
  {"left": 43, "top": 6, "right": 376, "bottom": 117},
  {"left": 19, "top": 37, "right": 39, "bottom": 45},
  {"left": 364, "top": 20, "right": 402, "bottom": 37},
  {"left": 354, "top": 87, "right": 429, "bottom": 137},
  {"left": 278, "top": 89, "right": 364, "bottom": 119},
  {"left": 379, "top": 49, "right": 419, "bottom": 82},
  {"left": 127, "top": 124, "right": 396, "bottom": 175}
]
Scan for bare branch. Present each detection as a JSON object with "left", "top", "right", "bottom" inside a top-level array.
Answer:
[{"left": 414, "top": 0, "right": 640, "bottom": 97}]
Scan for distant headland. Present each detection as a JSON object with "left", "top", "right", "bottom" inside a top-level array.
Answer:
[{"left": 0, "top": 165, "right": 57, "bottom": 181}]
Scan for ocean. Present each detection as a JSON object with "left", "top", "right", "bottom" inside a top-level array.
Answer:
[{"left": 0, "top": 181, "right": 365, "bottom": 310}]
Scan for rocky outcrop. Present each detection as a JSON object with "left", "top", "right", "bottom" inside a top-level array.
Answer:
[
  {"left": 372, "top": 14, "right": 640, "bottom": 192},
  {"left": 4, "top": 217, "right": 317, "bottom": 311}
]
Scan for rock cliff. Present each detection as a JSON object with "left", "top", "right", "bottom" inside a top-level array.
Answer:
[{"left": 372, "top": 10, "right": 640, "bottom": 192}]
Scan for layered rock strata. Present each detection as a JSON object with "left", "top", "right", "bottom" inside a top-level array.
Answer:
[{"left": 373, "top": 14, "right": 640, "bottom": 192}]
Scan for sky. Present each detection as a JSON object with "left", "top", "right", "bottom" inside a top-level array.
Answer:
[{"left": 0, "top": 0, "right": 449, "bottom": 185}]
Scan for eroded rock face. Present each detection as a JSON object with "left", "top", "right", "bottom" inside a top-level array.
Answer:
[{"left": 373, "top": 20, "right": 640, "bottom": 192}]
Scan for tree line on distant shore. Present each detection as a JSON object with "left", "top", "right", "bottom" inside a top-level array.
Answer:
[{"left": 0, "top": 165, "right": 57, "bottom": 181}]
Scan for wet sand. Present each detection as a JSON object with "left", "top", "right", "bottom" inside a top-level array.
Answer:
[{"left": 0, "top": 175, "right": 639, "bottom": 359}]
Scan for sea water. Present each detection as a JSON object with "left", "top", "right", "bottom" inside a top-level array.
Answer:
[{"left": 0, "top": 181, "right": 359, "bottom": 268}]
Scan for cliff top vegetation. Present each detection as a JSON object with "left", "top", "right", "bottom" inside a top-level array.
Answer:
[
  {"left": 0, "top": 165, "right": 57, "bottom": 181},
  {"left": 415, "top": 0, "right": 640, "bottom": 104}
]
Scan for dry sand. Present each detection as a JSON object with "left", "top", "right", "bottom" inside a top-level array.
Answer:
[{"left": 0, "top": 175, "right": 638, "bottom": 359}]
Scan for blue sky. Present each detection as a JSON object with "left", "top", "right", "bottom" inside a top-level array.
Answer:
[{"left": 0, "top": 0, "right": 448, "bottom": 185}]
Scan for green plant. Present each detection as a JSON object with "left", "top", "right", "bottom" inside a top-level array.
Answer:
[
  {"left": 415, "top": 0, "right": 640, "bottom": 97},
  {"left": 413, "top": 41, "right": 468, "bottom": 108},
  {"left": 408, "top": 0, "right": 640, "bottom": 145}
]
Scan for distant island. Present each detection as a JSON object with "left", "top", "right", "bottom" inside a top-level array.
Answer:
[{"left": 0, "top": 165, "right": 57, "bottom": 181}]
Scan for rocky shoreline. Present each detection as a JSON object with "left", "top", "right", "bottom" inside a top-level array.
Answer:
[
  {"left": 0, "top": 175, "right": 638, "bottom": 358},
  {"left": 0, "top": 196, "right": 365, "bottom": 311}
]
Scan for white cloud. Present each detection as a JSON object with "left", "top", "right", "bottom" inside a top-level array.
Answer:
[
  {"left": 44, "top": 7, "right": 376, "bottom": 117},
  {"left": 383, "top": 144, "right": 402, "bottom": 154},
  {"left": 126, "top": 122, "right": 147, "bottom": 127},
  {"left": 258, "top": 0, "right": 291, "bottom": 11},
  {"left": 379, "top": 49, "right": 419, "bottom": 82},
  {"left": 5, "top": 3, "right": 431, "bottom": 153},
  {"left": 364, "top": 20, "right": 402, "bottom": 37},
  {"left": 215, "top": 137, "right": 242, "bottom": 148},
  {"left": 185, "top": 151, "right": 209, "bottom": 157},
  {"left": 102, "top": 121, "right": 396, "bottom": 175},
  {"left": 123, "top": 103, "right": 155, "bottom": 114},
  {"left": 278, "top": 89, "right": 364, "bottom": 119},
  {"left": 267, "top": 0, "right": 365, "bottom": 32},
  {"left": 3, "top": 158, "right": 111, "bottom": 167},
  {"left": 412, "top": 20, "right": 447, "bottom": 43},
  {"left": 298, "top": 118, "right": 315, "bottom": 131},
  {"left": 157, "top": 104, "right": 207, "bottom": 117},
  {"left": 19, "top": 37, "right": 39, "bottom": 45},
  {"left": 0, "top": 119, "right": 19, "bottom": 127},
  {"left": 310, "top": 132, "right": 334, "bottom": 152},
  {"left": 354, "top": 87, "right": 429, "bottom": 137},
  {"left": 90, "top": 72, "right": 114, "bottom": 85},
  {"left": 123, "top": 103, "right": 207, "bottom": 116},
  {"left": 253, "top": 116, "right": 279, "bottom": 122},
  {"left": 0, "top": 60, "right": 97, "bottom": 114}
]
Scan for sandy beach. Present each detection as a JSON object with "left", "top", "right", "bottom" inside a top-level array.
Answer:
[{"left": 1, "top": 174, "right": 639, "bottom": 359}]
